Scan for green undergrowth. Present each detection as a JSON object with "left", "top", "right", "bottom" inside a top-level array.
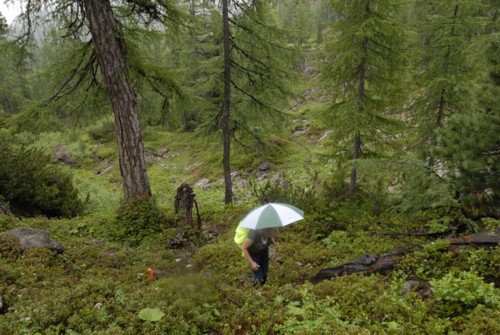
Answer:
[
  {"left": 1, "top": 121, "right": 498, "bottom": 334},
  {"left": 1, "top": 210, "right": 498, "bottom": 334}
]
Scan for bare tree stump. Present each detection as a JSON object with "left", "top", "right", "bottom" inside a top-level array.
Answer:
[
  {"left": 174, "top": 182, "right": 201, "bottom": 232},
  {"left": 175, "top": 183, "right": 195, "bottom": 228}
]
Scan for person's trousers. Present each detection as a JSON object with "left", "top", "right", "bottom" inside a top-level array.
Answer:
[{"left": 251, "top": 249, "right": 269, "bottom": 286}]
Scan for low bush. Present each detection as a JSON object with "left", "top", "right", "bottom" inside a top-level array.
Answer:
[
  {"left": 87, "top": 118, "right": 115, "bottom": 143},
  {"left": 0, "top": 135, "right": 83, "bottom": 217},
  {"left": 431, "top": 271, "right": 499, "bottom": 315},
  {"left": 111, "top": 195, "right": 165, "bottom": 246}
]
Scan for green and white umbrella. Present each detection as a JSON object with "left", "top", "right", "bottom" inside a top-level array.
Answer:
[{"left": 238, "top": 203, "right": 304, "bottom": 230}]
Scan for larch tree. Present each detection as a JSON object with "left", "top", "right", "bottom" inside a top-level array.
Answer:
[
  {"left": 196, "top": 0, "right": 293, "bottom": 204},
  {"left": 411, "top": 0, "right": 487, "bottom": 167},
  {"left": 432, "top": 1, "right": 499, "bottom": 214},
  {"left": 321, "top": 0, "right": 412, "bottom": 194},
  {"left": 14, "top": 0, "right": 184, "bottom": 199}
]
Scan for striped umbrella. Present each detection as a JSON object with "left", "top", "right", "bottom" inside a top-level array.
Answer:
[{"left": 238, "top": 203, "right": 304, "bottom": 230}]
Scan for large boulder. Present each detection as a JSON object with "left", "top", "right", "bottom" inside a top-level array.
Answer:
[{"left": 8, "top": 227, "right": 64, "bottom": 254}]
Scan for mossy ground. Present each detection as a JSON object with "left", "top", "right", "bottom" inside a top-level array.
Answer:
[{"left": 1, "top": 211, "right": 499, "bottom": 334}]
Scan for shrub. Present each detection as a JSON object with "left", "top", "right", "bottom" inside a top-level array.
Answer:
[
  {"left": 112, "top": 195, "right": 165, "bottom": 246},
  {"left": 0, "top": 232, "right": 22, "bottom": 259},
  {"left": 431, "top": 271, "right": 499, "bottom": 315},
  {"left": 87, "top": 118, "right": 115, "bottom": 143},
  {"left": 396, "top": 239, "right": 454, "bottom": 280},
  {"left": 274, "top": 286, "right": 351, "bottom": 334},
  {"left": 0, "top": 214, "right": 18, "bottom": 231},
  {"left": 0, "top": 135, "right": 83, "bottom": 218},
  {"left": 33, "top": 167, "right": 84, "bottom": 217}
]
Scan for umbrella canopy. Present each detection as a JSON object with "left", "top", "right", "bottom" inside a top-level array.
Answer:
[{"left": 238, "top": 203, "right": 304, "bottom": 230}]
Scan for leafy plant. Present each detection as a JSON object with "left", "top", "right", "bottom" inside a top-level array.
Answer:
[
  {"left": 426, "top": 216, "right": 454, "bottom": 233},
  {"left": 112, "top": 195, "right": 165, "bottom": 246},
  {"left": 431, "top": 271, "right": 499, "bottom": 315},
  {"left": 274, "top": 286, "right": 351, "bottom": 334},
  {"left": 481, "top": 217, "right": 500, "bottom": 230},
  {"left": 138, "top": 308, "right": 165, "bottom": 322}
]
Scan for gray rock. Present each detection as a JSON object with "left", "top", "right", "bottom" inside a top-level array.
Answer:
[
  {"left": 258, "top": 161, "right": 271, "bottom": 171},
  {"left": 8, "top": 227, "right": 64, "bottom": 254},
  {"left": 236, "top": 179, "right": 250, "bottom": 190},
  {"left": 401, "top": 280, "right": 421, "bottom": 296},
  {"left": 195, "top": 178, "right": 211, "bottom": 190},
  {"left": 291, "top": 126, "right": 307, "bottom": 137},
  {"left": 52, "top": 145, "right": 76, "bottom": 166},
  {"left": 270, "top": 172, "right": 289, "bottom": 188},
  {"left": 401, "top": 279, "right": 433, "bottom": 298},
  {"left": 145, "top": 154, "right": 156, "bottom": 164}
]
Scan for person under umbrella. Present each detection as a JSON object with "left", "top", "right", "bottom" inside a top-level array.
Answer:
[
  {"left": 241, "top": 228, "right": 278, "bottom": 286},
  {"left": 236, "top": 203, "right": 304, "bottom": 286}
]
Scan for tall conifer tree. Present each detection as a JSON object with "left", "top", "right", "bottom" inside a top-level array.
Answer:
[
  {"left": 14, "top": 0, "right": 184, "bottom": 199},
  {"left": 321, "top": 0, "right": 411, "bottom": 194},
  {"left": 411, "top": 0, "right": 486, "bottom": 167},
  {"left": 200, "top": 0, "right": 294, "bottom": 204},
  {"left": 433, "top": 3, "right": 499, "bottom": 213}
]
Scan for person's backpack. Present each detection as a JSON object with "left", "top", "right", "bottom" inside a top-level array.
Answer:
[{"left": 234, "top": 226, "right": 250, "bottom": 256}]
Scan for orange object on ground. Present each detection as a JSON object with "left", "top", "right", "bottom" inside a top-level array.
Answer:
[{"left": 147, "top": 267, "right": 154, "bottom": 280}]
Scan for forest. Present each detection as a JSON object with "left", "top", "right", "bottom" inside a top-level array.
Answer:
[{"left": 0, "top": 0, "right": 499, "bottom": 334}]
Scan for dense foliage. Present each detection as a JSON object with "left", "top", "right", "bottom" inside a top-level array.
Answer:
[
  {"left": 0, "top": 0, "right": 498, "bottom": 333},
  {"left": 0, "top": 135, "right": 83, "bottom": 217}
]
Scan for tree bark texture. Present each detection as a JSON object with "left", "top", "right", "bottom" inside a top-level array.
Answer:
[
  {"left": 222, "top": 0, "right": 233, "bottom": 204},
  {"left": 83, "top": 0, "right": 151, "bottom": 198},
  {"left": 311, "top": 228, "right": 499, "bottom": 284}
]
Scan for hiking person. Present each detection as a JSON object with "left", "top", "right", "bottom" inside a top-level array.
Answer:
[{"left": 241, "top": 228, "right": 278, "bottom": 286}]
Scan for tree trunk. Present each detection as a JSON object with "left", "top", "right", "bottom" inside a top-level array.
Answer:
[
  {"left": 83, "top": 0, "right": 151, "bottom": 199},
  {"left": 350, "top": 31, "right": 369, "bottom": 194},
  {"left": 350, "top": 133, "right": 361, "bottom": 194},
  {"left": 428, "top": 88, "right": 446, "bottom": 167},
  {"left": 222, "top": 0, "right": 233, "bottom": 204}
]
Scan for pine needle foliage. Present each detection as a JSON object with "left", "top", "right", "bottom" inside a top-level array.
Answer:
[
  {"left": 197, "top": 0, "right": 296, "bottom": 151},
  {"left": 320, "top": 0, "right": 412, "bottom": 193},
  {"left": 410, "top": 0, "right": 488, "bottom": 164}
]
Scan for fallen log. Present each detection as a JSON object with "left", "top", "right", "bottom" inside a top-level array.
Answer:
[
  {"left": 310, "top": 227, "right": 499, "bottom": 284},
  {"left": 447, "top": 227, "right": 500, "bottom": 247}
]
